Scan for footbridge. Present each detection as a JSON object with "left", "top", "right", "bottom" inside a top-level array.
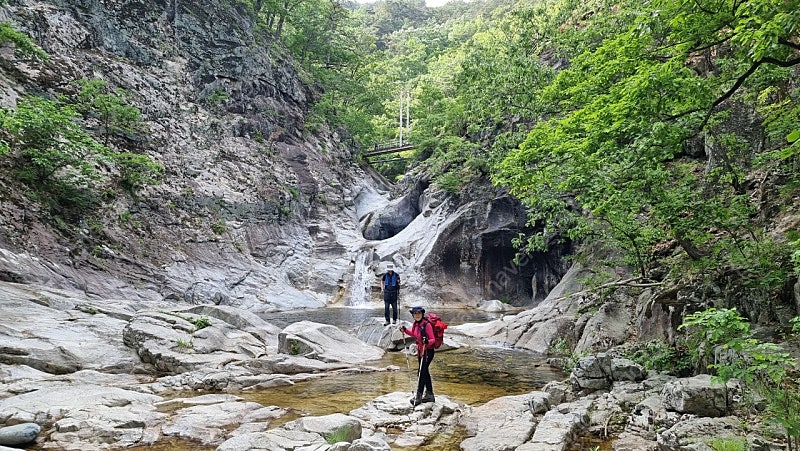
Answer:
[{"left": 363, "top": 140, "right": 414, "bottom": 162}]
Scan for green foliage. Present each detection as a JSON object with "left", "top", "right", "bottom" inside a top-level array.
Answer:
[
  {"left": 623, "top": 340, "right": 692, "bottom": 376},
  {"left": 110, "top": 151, "right": 164, "bottom": 193},
  {"left": 708, "top": 437, "right": 748, "bottom": 451},
  {"left": 0, "top": 22, "right": 47, "bottom": 60},
  {"left": 435, "top": 172, "right": 461, "bottom": 194},
  {"left": 176, "top": 338, "right": 193, "bottom": 349},
  {"left": 74, "top": 78, "right": 143, "bottom": 144},
  {"left": 0, "top": 82, "right": 160, "bottom": 215},
  {"left": 192, "top": 316, "right": 211, "bottom": 331},
  {"left": 324, "top": 426, "right": 354, "bottom": 444},
  {"left": 548, "top": 337, "right": 571, "bottom": 357},
  {"left": 1, "top": 95, "right": 102, "bottom": 184},
  {"left": 476, "top": 0, "right": 799, "bottom": 289},
  {"left": 0, "top": 95, "right": 105, "bottom": 213},
  {"left": 211, "top": 220, "right": 227, "bottom": 235},
  {"left": 678, "top": 307, "right": 800, "bottom": 442},
  {"left": 207, "top": 89, "right": 229, "bottom": 107},
  {"left": 287, "top": 339, "right": 301, "bottom": 355},
  {"left": 678, "top": 308, "right": 752, "bottom": 373}
]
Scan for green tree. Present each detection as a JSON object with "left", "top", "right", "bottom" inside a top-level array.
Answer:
[
  {"left": 679, "top": 308, "right": 800, "bottom": 448},
  {"left": 74, "top": 78, "right": 143, "bottom": 145},
  {"left": 1, "top": 95, "right": 103, "bottom": 186},
  {"left": 0, "top": 22, "right": 47, "bottom": 60},
  {"left": 0, "top": 95, "right": 105, "bottom": 213},
  {"left": 492, "top": 0, "right": 799, "bottom": 283}
]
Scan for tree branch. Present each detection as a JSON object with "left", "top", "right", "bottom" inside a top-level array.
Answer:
[
  {"left": 761, "top": 56, "right": 800, "bottom": 67},
  {"left": 778, "top": 38, "right": 800, "bottom": 51},
  {"left": 697, "top": 60, "right": 762, "bottom": 129}
]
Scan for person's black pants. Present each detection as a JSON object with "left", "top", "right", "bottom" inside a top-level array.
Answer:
[
  {"left": 383, "top": 288, "right": 398, "bottom": 322},
  {"left": 417, "top": 348, "right": 435, "bottom": 394}
]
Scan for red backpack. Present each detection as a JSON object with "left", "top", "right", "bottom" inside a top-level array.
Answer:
[{"left": 423, "top": 313, "right": 448, "bottom": 349}]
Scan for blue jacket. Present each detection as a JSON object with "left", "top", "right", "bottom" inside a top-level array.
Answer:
[{"left": 382, "top": 271, "right": 400, "bottom": 289}]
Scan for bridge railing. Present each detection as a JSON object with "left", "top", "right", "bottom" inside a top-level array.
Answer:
[
  {"left": 362, "top": 141, "right": 414, "bottom": 159},
  {"left": 370, "top": 139, "right": 412, "bottom": 153}
]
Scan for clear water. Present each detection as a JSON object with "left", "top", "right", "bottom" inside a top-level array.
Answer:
[
  {"left": 258, "top": 306, "right": 506, "bottom": 330},
  {"left": 128, "top": 307, "right": 566, "bottom": 451}
]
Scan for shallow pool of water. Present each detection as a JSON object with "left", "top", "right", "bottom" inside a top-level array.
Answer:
[
  {"left": 126, "top": 307, "right": 567, "bottom": 450},
  {"left": 258, "top": 306, "right": 507, "bottom": 331},
  {"left": 240, "top": 345, "right": 563, "bottom": 414}
]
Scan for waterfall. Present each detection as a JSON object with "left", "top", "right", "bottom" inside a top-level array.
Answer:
[{"left": 348, "top": 248, "right": 375, "bottom": 306}]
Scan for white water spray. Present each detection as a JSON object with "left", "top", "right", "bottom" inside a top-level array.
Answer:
[{"left": 348, "top": 248, "right": 375, "bottom": 306}]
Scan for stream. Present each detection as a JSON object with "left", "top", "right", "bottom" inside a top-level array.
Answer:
[{"left": 128, "top": 307, "right": 566, "bottom": 450}]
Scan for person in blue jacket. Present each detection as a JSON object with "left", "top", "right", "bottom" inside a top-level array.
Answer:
[{"left": 381, "top": 264, "right": 400, "bottom": 326}]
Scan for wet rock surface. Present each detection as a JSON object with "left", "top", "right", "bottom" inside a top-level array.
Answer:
[{"left": 0, "top": 280, "right": 787, "bottom": 450}]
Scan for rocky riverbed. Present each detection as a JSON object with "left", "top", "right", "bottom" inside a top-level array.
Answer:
[{"left": 0, "top": 278, "right": 790, "bottom": 451}]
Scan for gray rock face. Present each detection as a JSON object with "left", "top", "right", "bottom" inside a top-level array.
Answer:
[
  {"left": 0, "top": 0, "right": 569, "bottom": 315},
  {"left": 278, "top": 321, "right": 385, "bottom": 364},
  {"left": 0, "top": 385, "right": 165, "bottom": 450},
  {"left": 525, "top": 401, "right": 591, "bottom": 451},
  {"left": 159, "top": 395, "right": 274, "bottom": 445},
  {"left": 459, "top": 392, "right": 551, "bottom": 451},
  {"left": 0, "top": 283, "right": 145, "bottom": 375},
  {"left": 0, "top": 0, "right": 367, "bottom": 312},
  {"left": 661, "top": 374, "right": 734, "bottom": 417},
  {"left": 362, "top": 180, "right": 426, "bottom": 241},
  {"left": 656, "top": 416, "right": 743, "bottom": 451},
  {"left": 122, "top": 310, "right": 269, "bottom": 375},
  {"left": 570, "top": 354, "right": 646, "bottom": 394}
]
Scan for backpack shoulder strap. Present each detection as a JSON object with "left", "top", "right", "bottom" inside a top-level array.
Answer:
[{"left": 420, "top": 318, "right": 431, "bottom": 339}]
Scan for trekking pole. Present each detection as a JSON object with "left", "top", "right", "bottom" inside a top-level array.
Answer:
[
  {"left": 401, "top": 328, "right": 415, "bottom": 396},
  {"left": 403, "top": 334, "right": 414, "bottom": 396},
  {"left": 412, "top": 342, "right": 426, "bottom": 404}
]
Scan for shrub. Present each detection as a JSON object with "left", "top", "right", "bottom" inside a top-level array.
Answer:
[
  {"left": 678, "top": 308, "right": 800, "bottom": 446},
  {"left": 622, "top": 340, "right": 692, "bottom": 376},
  {"left": 74, "top": 78, "right": 143, "bottom": 144},
  {"left": 708, "top": 437, "right": 747, "bottom": 451},
  {"left": 324, "top": 426, "right": 354, "bottom": 444},
  {"left": 192, "top": 316, "right": 211, "bottom": 331},
  {"left": 0, "top": 22, "right": 47, "bottom": 59}
]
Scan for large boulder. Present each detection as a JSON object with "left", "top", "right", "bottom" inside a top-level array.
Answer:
[
  {"left": 0, "top": 385, "right": 164, "bottom": 450},
  {"left": 570, "top": 354, "right": 645, "bottom": 394},
  {"left": 0, "top": 423, "right": 40, "bottom": 446},
  {"left": 459, "top": 392, "right": 551, "bottom": 451},
  {"left": 656, "top": 416, "right": 744, "bottom": 451},
  {"left": 523, "top": 400, "right": 591, "bottom": 451},
  {"left": 122, "top": 310, "right": 269, "bottom": 374},
  {"left": 159, "top": 394, "right": 282, "bottom": 445},
  {"left": 278, "top": 321, "right": 385, "bottom": 364},
  {"left": 661, "top": 374, "right": 734, "bottom": 417},
  {"left": 284, "top": 413, "right": 362, "bottom": 443}
]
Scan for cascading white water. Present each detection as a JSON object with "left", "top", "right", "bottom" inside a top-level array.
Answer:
[{"left": 348, "top": 248, "right": 376, "bottom": 306}]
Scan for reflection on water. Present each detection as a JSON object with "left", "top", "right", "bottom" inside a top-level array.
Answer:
[
  {"left": 239, "top": 339, "right": 565, "bottom": 415},
  {"left": 128, "top": 307, "right": 566, "bottom": 451},
  {"left": 259, "top": 306, "right": 506, "bottom": 331}
]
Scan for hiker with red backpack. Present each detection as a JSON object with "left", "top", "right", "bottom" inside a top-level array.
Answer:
[{"left": 400, "top": 306, "right": 440, "bottom": 405}]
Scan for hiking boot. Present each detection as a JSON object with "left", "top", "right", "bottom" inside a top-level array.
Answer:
[
  {"left": 421, "top": 391, "right": 435, "bottom": 403},
  {"left": 410, "top": 392, "right": 423, "bottom": 406},
  {"left": 392, "top": 320, "right": 397, "bottom": 324},
  {"left": 384, "top": 322, "right": 390, "bottom": 326}
]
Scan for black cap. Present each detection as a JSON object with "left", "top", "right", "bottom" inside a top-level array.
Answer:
[{"left": 410, "top": 306, "right": 425, "bottom": 314}]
